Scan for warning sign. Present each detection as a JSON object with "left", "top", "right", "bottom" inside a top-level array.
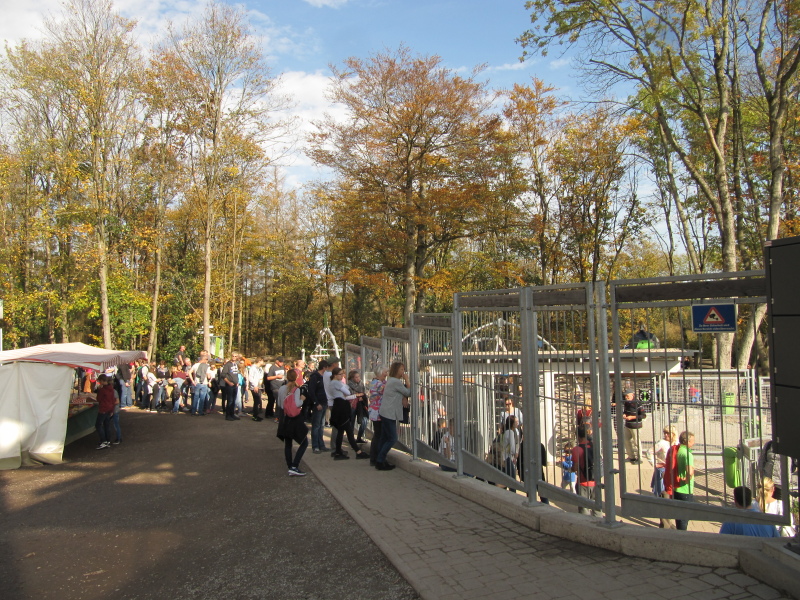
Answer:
[{"left": 692, "top": 304, "right": 736, "bottom": 333}]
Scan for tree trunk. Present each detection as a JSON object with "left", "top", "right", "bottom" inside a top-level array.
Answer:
[
  {"left": 203, "top": 213, "right": 212, "bottom": 353},
  {"left": 97, "top": 223, "right": 113, "bottom": 349},
  {"left": 147, "top": 245, "right": 162, "bottom": 360}
]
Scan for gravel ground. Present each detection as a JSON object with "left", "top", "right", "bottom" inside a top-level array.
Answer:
[{"left": 0, "top": 408, "right": 419, "bottom": 600}]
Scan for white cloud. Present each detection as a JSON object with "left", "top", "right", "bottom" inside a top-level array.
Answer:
[
  {"left": 488, "top": 61, "right": 529, "bottom": 72},
  {"left": 549, "top": 57, "right": 571, "bottom": 69},
  {"left": 301, "top": 0, "right": 350, "bottom": 7},
  {"left": 0, "top": 0, "right": 61, "bottom": 44}
]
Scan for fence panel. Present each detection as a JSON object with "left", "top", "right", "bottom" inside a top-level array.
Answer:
[
  {"left": 610, "top": 272, "right": 790, "bottom": 527},
  {"left": 453, "top": 290, "right": 527, "bottom": 493},
  {"left": 410, "top": 313, "right": 456, "bottom": 468},
  {"left": 344, "top": 343, "right": 362, "bottom": 376},
  {"left": 382, "top": 327, "right": 412, "bottom": 452},
  {"left": 527, "top": 283, "right": 612, "bottom": 517}
]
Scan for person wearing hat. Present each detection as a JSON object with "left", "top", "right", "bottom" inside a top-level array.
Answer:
[{"left": 622, "top": 387, "right": 646, "bottom": 464}]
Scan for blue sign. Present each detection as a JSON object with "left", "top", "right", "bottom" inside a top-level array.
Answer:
[{"left": 691, "top": 304, "right": 736, "bottom": 333}]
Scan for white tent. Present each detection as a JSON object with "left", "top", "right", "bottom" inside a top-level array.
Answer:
[{"left": 0, "top": 343, "right": 146, "bottom": 469}]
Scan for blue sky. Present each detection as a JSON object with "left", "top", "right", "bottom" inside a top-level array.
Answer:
[{"left": 2, "top": 0, "right": 582, "bottom": 187}]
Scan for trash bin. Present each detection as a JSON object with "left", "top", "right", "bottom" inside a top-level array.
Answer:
[
  {"left": 723, "top": 446, "right": 741, "bottom": 488},
  {"left": 723, "top": 392, "right": 735, "bottom": 415}
]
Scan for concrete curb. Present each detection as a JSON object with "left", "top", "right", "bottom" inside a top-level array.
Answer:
[{"left": 385, "top": 448, "right": 800, "bottom": 598}]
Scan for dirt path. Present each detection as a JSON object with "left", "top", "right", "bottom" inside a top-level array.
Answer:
[{"left": 0, "top": 409, "right": 418, "bottom": 600}]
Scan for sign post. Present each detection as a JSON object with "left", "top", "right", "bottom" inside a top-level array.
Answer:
[{"left": 691, "top": 303, "right": 736, "bottom": 333}]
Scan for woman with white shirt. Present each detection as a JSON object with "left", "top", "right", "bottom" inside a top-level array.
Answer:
[
  {"left": 647, "top": 426, "right": 676, "bottom": 528},
  {"left": 759, "top": 477, "right": 795, "bottom": 537},
  {"left": 375, "top": 362, "right": 411, "bottom": 471}
]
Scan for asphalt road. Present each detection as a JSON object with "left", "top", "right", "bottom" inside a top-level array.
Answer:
[{"left": 0, "top": 408, "right": 419, "bottom": 600}]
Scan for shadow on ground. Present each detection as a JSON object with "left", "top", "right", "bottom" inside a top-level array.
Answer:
[{"left": 0, "top": 409, "right": 418, "bottom": 600}]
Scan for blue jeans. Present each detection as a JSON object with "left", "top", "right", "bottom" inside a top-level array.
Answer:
[
  {"left": 376, "top": 418, "right": 397, "bottom": 464},
  {"left": 311, "top": 406, "right": 327, "bottom": 450},
  {"left": 95, "top": 411, "right": 112, "bottom": 443},
  {"left": 119, "top": 383, "right": 132, "bottom": 407},
  {"left": 172, "top": 389, "right": 182, "bottom": 413},
  {"left": 192, "top": 384, "right": 209, "bottom": 414},
  {"left": 153, "top": 385, "right": 165, "bottom": 409},
  {"left": 112, "top": 408, "right": 122, "bottom": 442},
  {"left": 673, "top": 491, "right": 694, "bottom": 530}
]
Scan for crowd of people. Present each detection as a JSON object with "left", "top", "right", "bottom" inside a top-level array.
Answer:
[
  {"left": 88, "top": 347, "right": 414, "bottom": 478},
  {"left": 88, "top": 347, "right": 794, "bottom": 537}
]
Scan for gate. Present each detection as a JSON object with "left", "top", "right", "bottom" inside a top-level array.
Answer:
[{"left": 610, "top": 271, "right": 790, "bottom": 527}]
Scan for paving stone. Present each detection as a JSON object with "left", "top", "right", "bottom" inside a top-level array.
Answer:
[
  {"left": 700, "top": 573, "right": 730, "bottom": 587},
  {"left": 678, "top": 564, "right": 712, "bottom": 575},
  {"left": 725, "top": 573, "right": 760, "bottom": 587},
  {"left": 303, "top": 436, "right": 788, "bottom": 600},
  {"left": 747, "top": 583, "right": 784, "bottom": 600}
]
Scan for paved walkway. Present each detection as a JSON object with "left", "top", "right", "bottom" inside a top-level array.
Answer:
[{"left": 306, "top": 437, "right": 789, "bottom": 600}]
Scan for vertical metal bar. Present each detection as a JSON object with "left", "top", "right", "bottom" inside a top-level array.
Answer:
[
  {"left": 595, "top": 282, "right": 617, "bottom": 524},
  {"left": 452, "top": 303, "right": 466, "bottom": 477},
  {"left": 609, "top": 282, "right": 627, "bottom": 500},
  {"left": 409, "top": 315, "right": 420, "bottom": 460},
  {"left": 522, "top": 287, "right": 541, "bottom": 504}
]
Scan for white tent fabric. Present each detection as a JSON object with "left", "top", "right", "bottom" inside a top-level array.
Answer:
[
  {"left": 0, "top": 342, "right": 146, "bottom": 371},
  {"left": 0, "top": 343, "right": 147, "bottom": 469},
  {"left": 0, "top": 362, "right": 76, "bottom": 469}
]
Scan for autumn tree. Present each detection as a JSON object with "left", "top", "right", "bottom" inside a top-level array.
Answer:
[
  {"left": 309, "top": 45, "right": 509, "bottom": 325},
  {"left": 167, "top": 1, "right": 288, "bottom": 352},
  {"left": 520, "top": 0, "right": 800, "bottom": 367}
]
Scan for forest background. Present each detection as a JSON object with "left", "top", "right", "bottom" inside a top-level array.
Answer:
[{"left": 0, "top": 0, "right": 797, "bottom": 368}]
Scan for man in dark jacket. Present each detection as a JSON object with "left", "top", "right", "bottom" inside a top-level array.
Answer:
[
  {"left": 308, "top": 360, "right": 329, "bottom": 453},
  {"left": 220, "top": 353, "right": 240, "bottom": 421},
  {"left": 623, "top": 388, "right": 646, "bottom": 463}
]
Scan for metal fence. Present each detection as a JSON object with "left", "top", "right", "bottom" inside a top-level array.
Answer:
[
  {"left": 609, "top": 271, "right": 789, "bottom": 527},
  {"left": 356, "top": 271, "right": 791, "bottom": 531},
  {"left": 409, "top": 314, "right": 456, "bottom": 469}
]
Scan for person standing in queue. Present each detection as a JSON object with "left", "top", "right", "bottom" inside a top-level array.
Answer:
[
  {"left": 375, "top": 362, "right": 411, "bottom": 471},
  {"left": 277, "top": 369, "right": 309, "bottom": 476},
  {"left": 308, "top": 360, "right": 329, "bottom": 453},
  {"left": 220, "top": 353, "right": 240, "bottom": 421},
  {"left": 267, "top": 357, "right": 286, "bottom": 423}
]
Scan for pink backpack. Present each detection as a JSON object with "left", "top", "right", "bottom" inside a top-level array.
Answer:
[{"left": 284, "top": 388, "right": 301, "bottom": 418}]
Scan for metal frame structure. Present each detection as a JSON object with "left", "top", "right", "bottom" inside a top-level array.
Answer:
[
  {"left": 339, "top": 271, "right": 791, "bottom": 531},
  {"left": 610, "top": 271, "right": 790, "bottom": 526}
]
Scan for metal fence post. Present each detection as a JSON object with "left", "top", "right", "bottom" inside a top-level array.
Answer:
[
  {"left": 595, "top": 282, "right": 619, "bottom": 525},
  {"left": 521, "top": 287, "right": 541, "bottom": 505},
  {"left": 409, "top": 316, "right": 420, "bottom": 461},
  {"left": 452, "top": 302, "right": 466, "bottom": 477}
]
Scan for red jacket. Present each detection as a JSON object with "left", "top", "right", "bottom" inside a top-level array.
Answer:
[
  {"left": 663, "top": 444, "right": 680, "bottom": 496},
  {"left": 96, "top": 385, "right": 116, "bottom": 413}
]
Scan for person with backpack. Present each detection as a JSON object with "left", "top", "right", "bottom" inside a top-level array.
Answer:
[
  {"left": 647, "top": 426, "right": 677, "bottom": 528},
  {"left": 664, "top": 431, "right": 695, "bottom": 531},
  {"left": 571, "top": 424, "right": 600, "bottom": 517},
  {"left": 277, "top": 369, "right": 309, "bottom": 476}
]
